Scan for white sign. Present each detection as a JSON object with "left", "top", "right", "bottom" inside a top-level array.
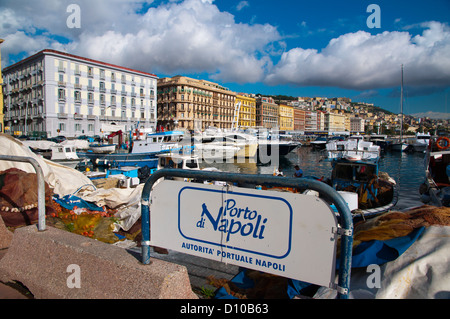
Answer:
[{"left": 150, "top": 181, "right": 339, "bottom": 288}]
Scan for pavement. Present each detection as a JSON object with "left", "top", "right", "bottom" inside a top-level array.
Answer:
[
  {"left": 0, "top": 243, "right": 239, "bottom": 299},
  {"left": 0, "top": 249, "right": 29, "bottom": 299}
]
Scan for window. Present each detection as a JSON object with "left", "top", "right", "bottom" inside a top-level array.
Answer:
[
  {"left": 75, "top": 123, "right": 82, "bottom": 132},
  {"left": 74, "top": 91, "right": 81, "bottom": 102},
  {"left": 58, "top": 89, "right": 66, "bottom": 101},
  {"left": 88, "top": 93, "right": 94, "bottom": 104},
  {"left": 111, "top": 72, "right": 116, "bottom": 82},
  {"left": 58, "top": 123, "right": 66, "bottom": 132},
  {"left": 88, "top": 124, "right": 94, "bottom": 132},
  {"left": 88, "top": 67, "right": 93, "bottom": 77}
]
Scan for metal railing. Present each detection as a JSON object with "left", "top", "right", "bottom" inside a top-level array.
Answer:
[
  {"left": 141, "top": 169, "right": 354, "bottom": 299},
  {"left": 0, "top": 156, "right": 46, "bottom": 231}
]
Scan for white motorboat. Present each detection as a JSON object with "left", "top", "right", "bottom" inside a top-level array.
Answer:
[
  {"left": 131, "top": 131, "right": 186, "bottom": 154},
  {"left": 256, "top": 132, "right": 301, "bottom": 157},
  {"left": 326, "top": 138, "right": 380, "bottom": 161},
  {"left": 194, "top": 143, "right": 240, "bottom": 161},
  {"left": 50, "top": 145, "right": 84, "bottom": 169},
  {"left": 196, "top": 129, "right": 258, "bottom": 158},
  {"left": 412, "top": 132, "right": 431, "bottom": 152}
]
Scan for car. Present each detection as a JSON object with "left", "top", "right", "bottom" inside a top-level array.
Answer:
[{"left": 55, "top": 135, "right": 67, "bottom": 143}]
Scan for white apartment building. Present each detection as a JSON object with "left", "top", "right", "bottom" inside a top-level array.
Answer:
[
  {"left": 350, "top": 117, "right": 365, "bottom": 133},
  {"left": 2, "top": 49, "right": 158, "bottom": 138}
]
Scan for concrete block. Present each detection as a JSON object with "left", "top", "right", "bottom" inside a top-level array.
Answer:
[
  {"left": 0, "top": 226, "right": 197, "bottom": 299},
  {"left": 0, "top": 216, "right": 13, "bottom": 250}
]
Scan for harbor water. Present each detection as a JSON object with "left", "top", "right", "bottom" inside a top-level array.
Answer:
[{"left": 200, "top": 147, "right": 426, "bottom": 211}]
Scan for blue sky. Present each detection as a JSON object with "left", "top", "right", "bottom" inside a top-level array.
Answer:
[{"left": 1, "top": 0, "right": 449, "bottom": 118}]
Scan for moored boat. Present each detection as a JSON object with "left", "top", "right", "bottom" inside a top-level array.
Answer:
[
  {"left": 326, "top": 138, "right": 398, "bottom": 218},
  {"left": 419, "top": 136, "right": 450, "bottom": 207},
  {"left": 50, "top": 145, "right": 84, "bottom": 169},
  {"left": 88, "top": 143, "right": 117, "bottom": 154},
  {"left": 412, "top": 132, "right": 431, "bottom": 153}
]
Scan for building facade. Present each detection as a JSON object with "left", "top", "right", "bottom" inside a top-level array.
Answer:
[
  {"left": 2, "top": 49, "right": 158, "bottom": 138},
  {"left": 278, "top": 104, "right": 294, "bottom": 131},
  {"left": 235, "top": 94, "right": 256, "bottom": 129},
  {"left": 256, "top": 96, "right": 279, "bottom": 129},
  {"left": 157, "top": 76, "right": 236, "bottom": 131},
  {"left": 293, "top": 107, "right": 306, "bottom": 131},
  {"left": 324, "top": 112, "right": 346, "bottom": 133},
  {"left": 350, "top": 117, "right": 365, "bottom": 133}
]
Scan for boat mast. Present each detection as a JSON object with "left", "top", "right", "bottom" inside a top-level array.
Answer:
[{"left": 400, "top": 64, "right": 403, "bottom": 143}]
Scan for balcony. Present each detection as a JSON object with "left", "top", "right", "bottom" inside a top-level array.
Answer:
[{"left": 58, "top": 113, "right": 68, "bottom": 119}]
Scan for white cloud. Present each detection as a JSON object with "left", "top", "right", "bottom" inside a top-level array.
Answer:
[
  {"left": 236, "top": 1, "right": 249, "bottom": 11},
  {"left": 1, "top": 0, "right": 449, "bottom": 95},
  {"left": 265, "top": 22, "right": 450, "bottom": 90}
]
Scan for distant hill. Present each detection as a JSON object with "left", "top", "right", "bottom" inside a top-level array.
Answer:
[{"left": 411, "top": 111, "right": 450, "bottom": 120}]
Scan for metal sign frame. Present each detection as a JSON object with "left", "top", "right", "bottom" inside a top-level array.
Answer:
[{"left": 141, "top": 169, "right": 353, "bottom": 299}]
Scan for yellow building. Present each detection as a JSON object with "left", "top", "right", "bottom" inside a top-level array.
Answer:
[
  {"left": 0, "top": 39, "right": 4, "bottom": 133},
  {"left": 236, "top": 94, "right": 256, "bottom": 129},
  {"left": 278, "top": 104, "right": 294, "bottom": 131}
]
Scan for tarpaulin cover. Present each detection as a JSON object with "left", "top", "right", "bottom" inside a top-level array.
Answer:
[
  {"left": 0, "top": 134, "right": 93, "bottom": 196},
  {"left": 314, "top": 226, "right": 450, "bottom": 299},
  {"left": 53, "top": 194, "right": 104, "bottom": 212}
]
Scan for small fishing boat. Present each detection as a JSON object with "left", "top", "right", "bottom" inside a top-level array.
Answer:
[
  {"left": 326, "top": 138, "right": 398, "bottom": 219},
  {"left": 50, "top": 145, "right": 84, "bottom": 169},
  {"left": 419, "top": 136, "right": 450, "bottom": 207},
  {"left": 89, "top": 143, "right": 117, "bottom": 154}
]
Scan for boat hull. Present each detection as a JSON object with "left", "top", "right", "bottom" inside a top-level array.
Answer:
[{"left": 89, "top": 144, "right": 116, "bottom": 153}]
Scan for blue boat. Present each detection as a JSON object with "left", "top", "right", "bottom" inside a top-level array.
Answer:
[{"left": 77, "top": 151, "right": 161, "bottom": 168}]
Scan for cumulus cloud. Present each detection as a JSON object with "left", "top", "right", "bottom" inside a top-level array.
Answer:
[
  {"left": 265, "top": 21, "right": 450, "bottom": 91},
  {"left": 1, "top": 0, "right": 281, "bottom": 84},
  {"left": 1, "top": 0, "right": 449, "bottom": 95}
]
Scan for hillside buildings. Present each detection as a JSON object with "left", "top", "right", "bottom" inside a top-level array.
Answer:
[{"left": 2, "top": 49, "right": 158, "bottom": 138}]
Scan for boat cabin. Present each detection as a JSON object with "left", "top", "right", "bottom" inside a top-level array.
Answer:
[
  {"left": 51, "top": 146, "right": 79, "bottom": 160},
  {"left": 157, "top": 153, "right": 200, "bottom": 170},
  {"left": 331, "top": 160, "right": 379, "bottom": 201}
]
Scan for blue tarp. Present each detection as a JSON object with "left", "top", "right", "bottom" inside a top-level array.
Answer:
[
  {"left": 53, "top": 194, "right": 104, "bottom": 212},
  {"left": 215, "top": 227, "right": 426, "bottom": 299}
]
